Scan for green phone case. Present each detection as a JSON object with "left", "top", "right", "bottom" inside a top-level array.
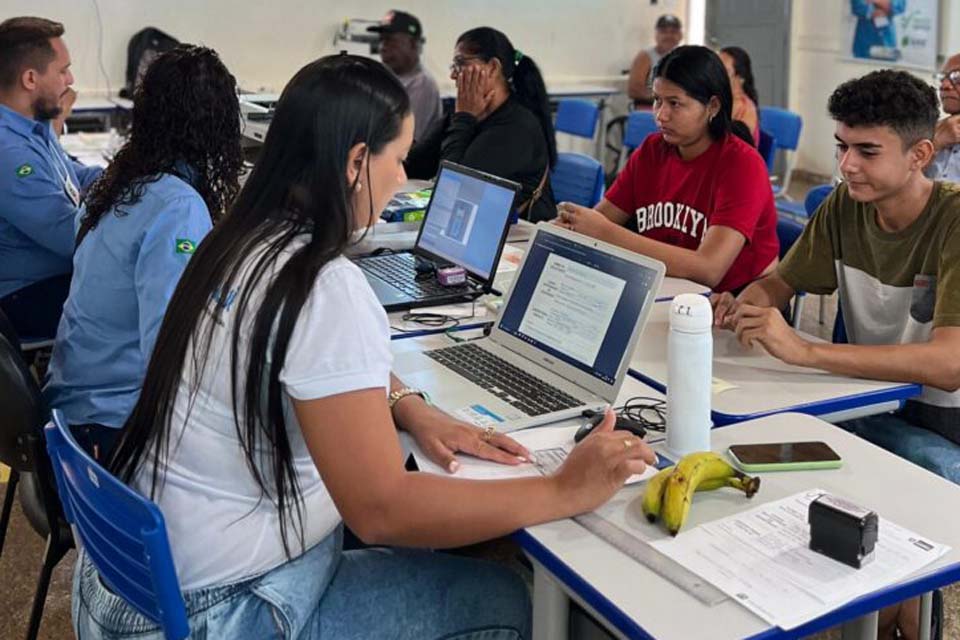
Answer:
[{"left": 727, "top": 448, "right": 843, "bottom": 473}]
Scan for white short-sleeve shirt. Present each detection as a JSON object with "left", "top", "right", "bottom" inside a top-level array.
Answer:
[{"left": 135, "top": 245, "right": 392, "bottom": 591}]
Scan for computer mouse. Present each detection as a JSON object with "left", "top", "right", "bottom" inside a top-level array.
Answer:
[{"left": 574, "top": 413, "right": 647, "bottom": 443}]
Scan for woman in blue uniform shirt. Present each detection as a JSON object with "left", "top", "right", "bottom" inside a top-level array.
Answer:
[{"left": 44, "top": 45, "right": 243, "bottom": 458}]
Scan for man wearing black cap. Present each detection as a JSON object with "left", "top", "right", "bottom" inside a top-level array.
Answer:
[
  {"left": 627, "top": 14, "right": 683, "bottom": 107},
  {"left": 369, "top": 10, "right": 441, "bottom": 141}
]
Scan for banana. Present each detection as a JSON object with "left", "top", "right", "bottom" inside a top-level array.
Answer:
[
  {"left": 641, "top": 466, "right": 674, "bottom": 522},
  {"left": 660, "top": 452, "right": 761, "bottom": 536}
]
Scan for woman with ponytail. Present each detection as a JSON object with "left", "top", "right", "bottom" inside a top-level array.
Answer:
[
  {"left": 720, "top": 46, "right": 760, "bottom": 145},
  {"left": 406, "top": 27, "right": 557, "bottom": 222},
  {"left": 555, "top": 46, "right": 778, "bottom": 293}
]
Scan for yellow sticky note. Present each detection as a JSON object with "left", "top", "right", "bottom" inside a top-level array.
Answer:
[{"left": 1, "top": 463, "right": 9, "bottom": 483}]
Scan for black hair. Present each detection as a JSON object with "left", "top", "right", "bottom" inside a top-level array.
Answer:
[
  {"left": 79, "top": 45, "right": 243, "bottom": 244},
  {"left": 0, "top": 16, "right": 64, "bottom": 89},
  {"left": 654, "top": 45, "right": 754, "bottom": 146},
  {"left": 109, "top": 54, "right": 411, "bottom": 556},
  {"left": 828, "top": 69, "right": 939, "bottom": 148},
  {"left": 457, "top": 27, "right": 557, "bottom": 167},
  {"left": 720, "top": 46, "right": 759, "bottom": 106}
]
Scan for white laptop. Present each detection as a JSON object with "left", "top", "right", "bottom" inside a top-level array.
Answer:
[{"left": 392, "top": 224, "right": 666, "bottom": 432}]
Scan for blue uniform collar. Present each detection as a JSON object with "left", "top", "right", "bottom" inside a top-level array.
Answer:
[
  {"left": 171, "top": 160, "right": 201, "bottom": 190},
  {"left": 0, "top": 103, "right": 53, "bottom": 140}
]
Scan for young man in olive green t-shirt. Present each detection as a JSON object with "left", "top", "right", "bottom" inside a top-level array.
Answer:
[
  {"left": 714, "top": 69, "right": 959, "bottom": 640},
  {"left": 714, "top": 70, "right": 960, "bottom": 485}
]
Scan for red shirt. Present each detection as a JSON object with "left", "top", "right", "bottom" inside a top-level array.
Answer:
[{"left": 606, "top": 132, "right": 779, "bottom": 292}]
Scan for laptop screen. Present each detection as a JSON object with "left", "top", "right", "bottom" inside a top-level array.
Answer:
[
  {"left": 497, "top": 231, "right": 659, "bottom": 385},
  {"left": 415, "top": 165, "right": 516, "bottom": 280}
]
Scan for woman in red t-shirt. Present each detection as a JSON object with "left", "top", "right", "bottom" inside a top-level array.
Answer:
[{"left": 556, "top": 45, "right": 778, "bottom": 293}]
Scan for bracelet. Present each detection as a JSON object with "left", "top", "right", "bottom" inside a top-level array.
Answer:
[{"left": 388, "top": 387, "right": 428, "bottom": 410}]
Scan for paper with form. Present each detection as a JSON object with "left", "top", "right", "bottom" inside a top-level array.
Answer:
[{"left": 650, "top": 489, "right": 950, "bottom": 630}]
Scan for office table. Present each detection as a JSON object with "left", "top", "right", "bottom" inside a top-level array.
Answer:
[
  {"left": 629, "top": 302, "right": 920, "bottom": 425},
  {"left": 520, "top": 412, "right": 960, "bottom": 639}
]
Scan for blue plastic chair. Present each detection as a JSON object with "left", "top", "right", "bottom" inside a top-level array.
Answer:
[
  {"left": 45, "top": 410, "right": 189, "bottom": 640},
  {"left": 551, "top": 152, "right": 605, "bottom": 207},
  {"left": 776, "top": 214, "right": 807, "bottom": 328},
  {"left": 554, "top": 99, "right": 600, "bottom": 139},
  {"left": 804, "top": 184, "right": 833, "bottom": 217},
  {"left": 757, "top": 129, "right": 776, "bottom": 174},
  {"left": 759, "top": 107, "right": 803, "bottom": 198},
  {"left": 623, "top": 110, "right": 658, "bottom": 151}
]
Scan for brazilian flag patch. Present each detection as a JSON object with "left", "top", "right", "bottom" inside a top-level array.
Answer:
[
  {"left": 175, "top": 238, "right": 197, "bottom": 255},
  {"left": 16, "top": 163, "right": 33, "bottom": 178}
]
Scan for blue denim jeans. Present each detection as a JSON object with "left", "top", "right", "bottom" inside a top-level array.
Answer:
[
  {"left": 73, "top": 526, "right": 531, "bottom": 639},
  {"left": 838, "top": 413, "right": 960, "bottom": 485}
]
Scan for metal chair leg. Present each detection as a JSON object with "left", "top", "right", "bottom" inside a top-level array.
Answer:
[
  {"left": 24, "top": 534, "right": 70, "bottom": 640},
  {"left": 0, "top": 468, "right": 20, "bottom": 558}
]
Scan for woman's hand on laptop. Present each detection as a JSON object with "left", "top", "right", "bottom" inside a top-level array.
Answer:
[
  {"left": 401, "top": 404, "right": 532, "bottom": 474},
  {"left": 555, "top": 408, "right": 656, "bottom": 514}
]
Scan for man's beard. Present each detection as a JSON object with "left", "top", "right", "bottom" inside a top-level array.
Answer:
[{"left": 32, "top": 94, "right": 62, "bottom": 121}]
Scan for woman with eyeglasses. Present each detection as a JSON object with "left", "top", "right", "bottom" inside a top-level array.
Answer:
[
  {"left": 555, "top": 46, "right": 778, "bottom": 294},
  {"left": 70, "top": 54, "right": 656, "bottom": 639},
  {"left": 405, "top": 27, "right": 557, "bottom": 222}
]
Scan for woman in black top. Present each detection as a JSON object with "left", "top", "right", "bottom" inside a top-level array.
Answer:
[{"left": 405, "top": 27, "right": 558, "bottom": 222}]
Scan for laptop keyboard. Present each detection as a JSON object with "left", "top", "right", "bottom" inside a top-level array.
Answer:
[
  {"left": 424, "top": 343, "right": 583, "bottom": 416},
  {"left": 357, "top": 253, "right": 470, "bottom": 299}
]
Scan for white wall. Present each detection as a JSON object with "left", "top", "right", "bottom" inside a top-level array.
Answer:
[
  {"left": 2, "top": 0, "right": 687, "bottom": 95},
  {"left": 788, "top": 0, "right": 956, "bottom": 177}
]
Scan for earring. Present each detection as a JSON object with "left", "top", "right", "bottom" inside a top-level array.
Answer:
[{"left": 355, "top": 181, "right": 362, "bottom": 192}]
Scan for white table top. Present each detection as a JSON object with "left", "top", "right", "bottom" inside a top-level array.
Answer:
[
  {"left": 630, "top": 302, "right": 919, "bottom": 424},
  {"left": 60, "top": 131, "right": 118, "bottom": 168},
  {"left": 72, "top": 95, "right": 133, "bottom": 112},
  {"left": 520, "top": 413, "right": 960, "bottom": 639},
  {"left": 440, "top": 83, "right": 620, "bottom": 101}
]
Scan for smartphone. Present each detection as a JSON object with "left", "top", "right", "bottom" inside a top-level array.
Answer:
[{"left": 727, "top": 441, "right": 842, "bottom": 472}]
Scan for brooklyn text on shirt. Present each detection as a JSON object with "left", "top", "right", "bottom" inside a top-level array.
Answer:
[{"left": 635, "top": 201, "right": 708, "bottom": 240}]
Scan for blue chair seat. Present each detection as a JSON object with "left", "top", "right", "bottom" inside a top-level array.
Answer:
[
  {"left": 551, "top": 152, "right": 605, "bottom": 207},
  {"left": 554, "top": 99, "right": 600, "bottom": 140}
]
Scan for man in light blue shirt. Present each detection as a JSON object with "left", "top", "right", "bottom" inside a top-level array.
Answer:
[
  {"left": 0, "top": 17, "right": 102, "bottom": 339},
  {"left": 927, "top": 52, "right": 960, "bottom": 183}
]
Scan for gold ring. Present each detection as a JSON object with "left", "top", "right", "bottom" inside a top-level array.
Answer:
[
  {"left": 623, "top": 439, "right": 633, "bottom": 450},
  {"left": 481, "top": 425, "right": 496, "bottom": 442}
]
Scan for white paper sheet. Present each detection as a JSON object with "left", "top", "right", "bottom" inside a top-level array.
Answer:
[
  {"left": 650, "top": 489, "right": 950, "bottom": 630},
  {"left": 409, "top": 424, "right": 658, "bottom": 484}
]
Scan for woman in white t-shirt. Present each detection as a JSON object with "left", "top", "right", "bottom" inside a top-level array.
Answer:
[{"left": 72, "top": 54, "right": 656, "bottom": 640}]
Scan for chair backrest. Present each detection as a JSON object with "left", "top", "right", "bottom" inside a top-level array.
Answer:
[
  {"left": 623, "top": 110, "right": 658, "bottom": 150},
  {"left": 759, "top": 107, "right": 802, "bottom": 151},
  {"left": 46, "top": 410, "right": 189, "bottom": 640},
  {"left": 776, "top": 214, "right": 805, "bottom": 261},
  {"left": 0, "top": 331, "right": 47, "bottom": 473},
  {"left": 554, "top": 99, "right": 600, "bottom": 139},
  {"left": 757, "top": 129, "right": 776, "bottom": 173},
  {"left": 804, "top": 184, "right": 833, "bottom": 217},
  {"left": 550, "top": 152, "right": 605, "bottom": 207},
  {"left": 833, "top": 304, "right": 848, "bottom": 344}
]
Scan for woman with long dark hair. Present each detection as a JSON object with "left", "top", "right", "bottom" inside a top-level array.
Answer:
[
  {"left": 44, "top": 45, "right": 242, "bottom": 458},
  {"left": 405, "top": 27, "right": 557, "bottom": 222},
  {"left": 720, "top": 46, "right": 760, "bottom": 144},
  {"left": 556, "top": 45, "right": 778, "bottom": 293},
  {"left": 70, "top": 54, "right": 655, "bottom": 639}
]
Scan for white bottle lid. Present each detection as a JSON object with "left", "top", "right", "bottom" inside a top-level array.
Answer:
[{"left": 669, "top": 293, "right": 713, "bottom": 333}]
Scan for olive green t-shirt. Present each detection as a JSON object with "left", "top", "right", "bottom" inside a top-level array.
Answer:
[{"left": 778, "top": 181, "right": 960, "bottom": 442}]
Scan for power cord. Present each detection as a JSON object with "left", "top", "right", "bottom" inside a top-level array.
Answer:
[{"left": 616, "top": 396, "right": 667, "bottom": 432}]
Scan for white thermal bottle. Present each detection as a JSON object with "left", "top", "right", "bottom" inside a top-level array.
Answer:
[{"left": 665, "top": 293, "right": 713, "bottom": 458}]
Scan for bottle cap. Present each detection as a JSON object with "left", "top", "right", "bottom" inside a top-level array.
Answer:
[{"left": 669, "top": 293, "right": 712, "bottom": 333}]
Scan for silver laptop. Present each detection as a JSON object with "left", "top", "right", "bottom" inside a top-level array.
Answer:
[{"left": 392, "top": 224, "right": 666, "bottom": 432}]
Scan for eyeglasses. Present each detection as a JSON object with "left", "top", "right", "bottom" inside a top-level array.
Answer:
[
  {"left": 934, "top": 69, "right": 960, "bottom": 87},
  {"left": 449, "top": 55, "right": 483, "bottom": 74}
]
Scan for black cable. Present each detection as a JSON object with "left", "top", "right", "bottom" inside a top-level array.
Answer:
[{"left": 616, "top": 396, "right": 667, "bottom": 432}]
